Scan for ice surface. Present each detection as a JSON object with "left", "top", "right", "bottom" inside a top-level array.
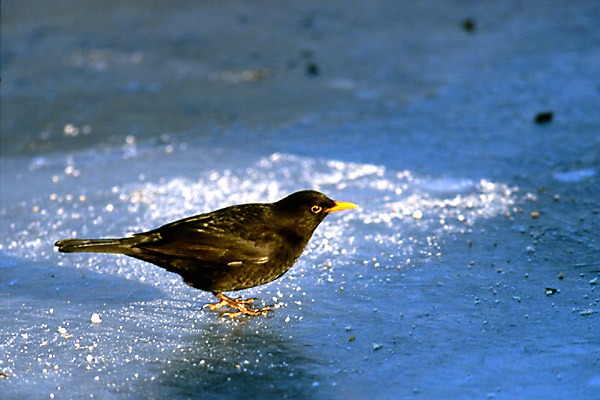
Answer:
[
  {"left": 553, "top": 169, "right": 597, "bottom": 183},
  {"left": 2, "top": 1, "right": 600, "bottom": 399}
]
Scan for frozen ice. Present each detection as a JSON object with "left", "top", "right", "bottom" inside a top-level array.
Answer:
[
  {"left": 553, "top": 169, "right": 596, "bottom": 182},
  {"left": 2, "top": 1, "right": 600, "bottom": 399}
]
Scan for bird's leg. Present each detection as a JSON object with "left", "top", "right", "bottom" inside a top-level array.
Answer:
[{"left": 201, "top": 292, "right": 272, "bottom": 318}]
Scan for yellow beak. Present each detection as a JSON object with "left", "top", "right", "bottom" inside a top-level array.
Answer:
[{"left": 326, "top": 201, "right": 359, "bottom": 213}]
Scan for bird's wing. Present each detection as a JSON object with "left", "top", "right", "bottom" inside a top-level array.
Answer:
[{"left": 133, "top": 211, "right": 275, "bottom": 266}]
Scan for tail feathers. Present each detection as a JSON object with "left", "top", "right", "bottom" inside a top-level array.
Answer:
[{"left": 54, "top": 237, "right": 136, "bottom": 254}]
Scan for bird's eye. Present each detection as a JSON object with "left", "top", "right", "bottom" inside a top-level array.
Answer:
[{"left": 311, "top": 205, "right": 322, "bottom": 214}]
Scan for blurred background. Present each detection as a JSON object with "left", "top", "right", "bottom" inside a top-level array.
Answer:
[{"left": 1, "top": 1, "right": 599, "bottom": 399}]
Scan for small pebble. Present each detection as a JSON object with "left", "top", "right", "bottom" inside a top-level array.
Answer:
[
  {"left": 306, "top": 63, "right": 319, "bottom": 76},
  {"left": 534, "top": 111, "right": 553, "bottom": 124},
  {"left": 558, "top": 273, "right": 564, "bottom": 280},
  {"left": 462, "top": 18, "right": 476, "bottom": 32}
]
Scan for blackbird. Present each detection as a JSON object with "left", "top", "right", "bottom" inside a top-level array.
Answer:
[{"left": 55, "top": 190, "right": 357, "bottom": 317}]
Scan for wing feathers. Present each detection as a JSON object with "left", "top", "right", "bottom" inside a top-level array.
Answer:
[{"left": 133, "top": 212, "right": 274, "bottom": 265}]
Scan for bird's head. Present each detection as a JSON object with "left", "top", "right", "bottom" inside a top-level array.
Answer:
[{"left": 274, "top": 190, "right": 358, "bottom": 234}]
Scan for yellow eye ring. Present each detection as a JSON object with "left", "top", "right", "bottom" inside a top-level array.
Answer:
[{"left": 311, "top": 205, "right": 322, "bottom": 214}]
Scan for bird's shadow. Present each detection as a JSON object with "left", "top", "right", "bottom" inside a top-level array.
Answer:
[{"left": 132, "top": 318, "right": 328, "bottom": 400}]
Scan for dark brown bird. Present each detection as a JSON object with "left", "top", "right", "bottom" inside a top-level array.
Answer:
[{"left": 55, "top": 190, "right": 358, "bottom": 317}]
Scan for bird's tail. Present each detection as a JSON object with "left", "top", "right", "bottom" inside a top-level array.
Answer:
[{"left": 54, "top": 237, "right": 136, "bottom": 254}]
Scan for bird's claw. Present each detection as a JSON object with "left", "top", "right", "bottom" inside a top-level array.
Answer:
[
  {"left": 202, "top": 293, "right": 273, "bottom": 318},
  {"left": 234, "top": 297, "right": 260, "bottom": 304},
  {"left": 201, "top": 299, "right": 228, "bottom": 311}
]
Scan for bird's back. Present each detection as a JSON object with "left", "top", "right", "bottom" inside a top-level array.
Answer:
[{"left": 128, "top": 203, "right": 311, "bottom": 292}]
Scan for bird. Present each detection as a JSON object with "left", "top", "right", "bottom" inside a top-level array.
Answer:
[{"left": 55, "top": 190, "right": 358, "bottom": 318}]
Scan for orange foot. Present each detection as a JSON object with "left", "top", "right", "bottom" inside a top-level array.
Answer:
[{"left": 201, "top": 292, "right": 273, "bottom": 318}]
